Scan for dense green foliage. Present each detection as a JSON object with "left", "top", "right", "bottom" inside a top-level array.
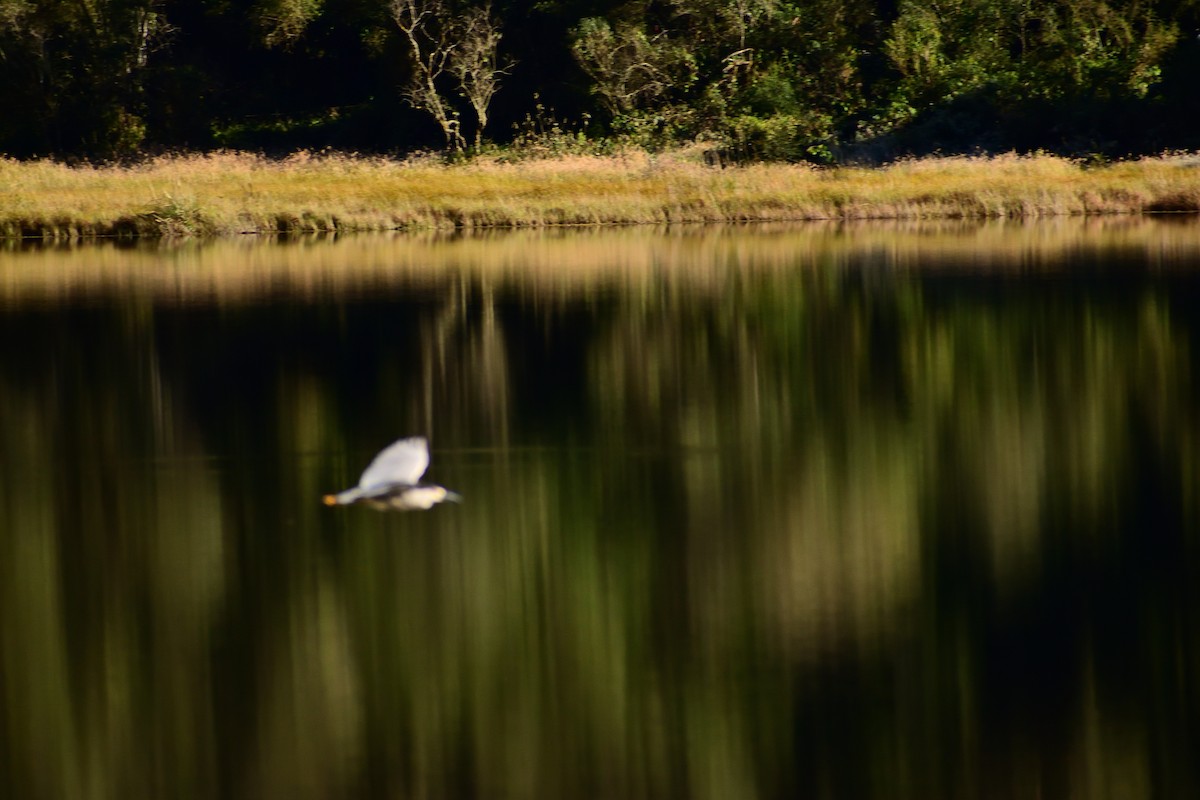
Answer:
[{"left": 0, "top": 0, "right": 1197, "bottom": 160}]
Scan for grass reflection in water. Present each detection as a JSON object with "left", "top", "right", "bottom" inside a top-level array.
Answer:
[{"left": 1, "top": 220, "right": 1198, "bottom": 799}]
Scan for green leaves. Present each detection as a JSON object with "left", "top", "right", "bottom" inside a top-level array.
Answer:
[
  {"left": 884, "top": 0, "right": 1179, "bottom": 113},
  {"left": 253, "top": 0, "right": 324, "bottom": 48},
  {"left": 0, "top": 0, "right": 1193, "bottom": 159},
  {"left": 571, "top": 17, "right": 697, "bottom": 116}
]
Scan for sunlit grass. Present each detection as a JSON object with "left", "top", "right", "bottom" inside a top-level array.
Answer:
[{"left": 0, "top": 150, "right": 1197, "bottom": 239}]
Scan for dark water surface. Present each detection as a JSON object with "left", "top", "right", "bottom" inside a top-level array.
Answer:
[{"left": 2, "top": 220, "right": 1199, "bottom": 799}]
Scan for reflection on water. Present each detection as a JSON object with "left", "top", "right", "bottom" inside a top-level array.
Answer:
[{"left": 1, "top": 220, "right": 1198, "bottom": 799}]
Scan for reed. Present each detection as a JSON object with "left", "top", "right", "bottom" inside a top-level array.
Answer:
[{"left": 1, "top": 150, "right": 1197, "bottom": 239}]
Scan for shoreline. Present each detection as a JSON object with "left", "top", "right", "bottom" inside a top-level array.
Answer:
[{"left": 2, "top": 151, "right": 1198, "bottom": 241}]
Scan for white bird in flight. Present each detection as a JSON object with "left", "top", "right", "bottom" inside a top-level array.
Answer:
[{"left": 323, "top": 436, "right": 461, "bottom": 511}]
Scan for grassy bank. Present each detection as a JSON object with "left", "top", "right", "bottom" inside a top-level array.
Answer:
[{"left": 2, "top": 150, "right": 1198, "bottom": 240}]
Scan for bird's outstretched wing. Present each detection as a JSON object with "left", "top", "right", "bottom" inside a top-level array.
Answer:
[{"left": 358, "top": 436, "right": 430, "bottom": 489}]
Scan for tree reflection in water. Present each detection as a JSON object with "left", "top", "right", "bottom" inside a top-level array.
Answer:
[{"left": 1, "top": 220, "right": 1198, "bottom": 799}]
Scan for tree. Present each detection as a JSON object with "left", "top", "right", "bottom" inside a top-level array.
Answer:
[
  {"left": 884, "top": 0, "right": 1179, "bottom": 112},
  {"left": 570, "top": 17, "right": 695, "bottom": 116},
  {"left": 390, "top": 0, "right": 510, "bottom": 150},
  {"left": 391, "top": 0, "right": 464, "bottom": 149},
  {"left": 253, "top": 0, "right": 324, "bottom": 48},
  {"left": 449, "top": 4, "right": 512, "bottom": 147},
  {"left": 0, "top": 0, "right": 172, "bottom": 156}
]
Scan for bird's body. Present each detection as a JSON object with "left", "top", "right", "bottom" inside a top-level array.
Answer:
[{"left": 323, "top": 437, "right": 461, "bottom": 511}]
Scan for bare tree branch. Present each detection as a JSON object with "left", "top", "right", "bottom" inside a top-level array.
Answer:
[
  {"left": 390, "top": 0, "right": 510, "bottom": 150},
  {"left": 572, "top": 18, "right": 689, "bottom": 116},
  {"left": 390, "top": 0, "right": 464, "bottom": 150},
  {"left": 448, "top": 3, "right": 513, "bottom": 147}
]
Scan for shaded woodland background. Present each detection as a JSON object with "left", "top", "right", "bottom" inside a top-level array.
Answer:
[{"left": 0, "top": 0, "right": 1198, "bottom": 161}]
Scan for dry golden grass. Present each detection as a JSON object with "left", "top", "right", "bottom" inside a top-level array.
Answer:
[{"left": 0, "top": 150, "right": 1197, "bottom": 239}]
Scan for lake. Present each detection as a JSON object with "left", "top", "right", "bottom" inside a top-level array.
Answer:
[{"left": 2, "top": 219, "right": 1198, "bottom": 799}]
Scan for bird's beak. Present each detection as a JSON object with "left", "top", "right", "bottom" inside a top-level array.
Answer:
[
  {"left": 444, "top": 491, "right": 464, "bottom": 503},
  {"left": 322, "top": 494, "right": 339, "bottom": 506}
]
